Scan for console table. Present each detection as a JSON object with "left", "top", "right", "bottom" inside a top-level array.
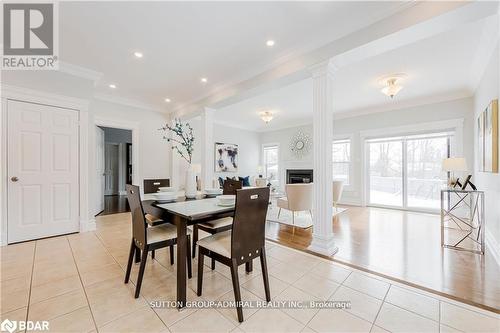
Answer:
[{"left": 440, "top": 189, "right": 485, "bottom": 254}]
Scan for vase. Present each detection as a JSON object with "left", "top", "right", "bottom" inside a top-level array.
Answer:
[{"left": 185, "top": 165, "right": 197, "bottom": 198}]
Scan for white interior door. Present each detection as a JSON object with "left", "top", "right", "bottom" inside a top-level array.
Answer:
[
  {"left": 96, "top": 127, "right": 105, "bottom": 213},
  {"left": 104, "top": 143, "right": 119, "bottom": 195},
  {"left": 7, "top": 100, "right": 79, "bottom": 243}
]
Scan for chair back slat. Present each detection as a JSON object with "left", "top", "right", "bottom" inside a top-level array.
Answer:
[
  {"left": 231, "top": 187, "right": 270, "bottom": 265},
  {"left": 223, "top": 179, "right": 243, "bottom": 195},
  {"left": 126, "top": 184, "right": 147, "bottom": 249}
]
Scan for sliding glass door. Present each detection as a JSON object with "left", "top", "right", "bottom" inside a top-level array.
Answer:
[
  {"left": 367, "top": 132, "right": 451, "bottom": 211},
  {"left": 369, "top": 139, "right": 404, "bottom": 207}
]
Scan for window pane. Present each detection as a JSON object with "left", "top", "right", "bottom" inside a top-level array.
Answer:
[
  {"left": 333, "top": 140, "right": 350, "bottom": 185},
  {"left": 263, "top": 146, "right": 279, "bottom": 184},
  {"left": 369, "top": 141, "right": 403, "bottom": 207},
  {"left": 407, "top": 137, "right": 449, "bottom": 209}
]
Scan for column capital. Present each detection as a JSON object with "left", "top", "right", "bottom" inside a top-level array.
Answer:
[{"left": 309, "top": 59, "right": 340, "bottom": 78}]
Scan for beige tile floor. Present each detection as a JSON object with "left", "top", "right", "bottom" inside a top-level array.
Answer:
[{"left": 0, "top": 212, "right": 498, "bottom": 333}]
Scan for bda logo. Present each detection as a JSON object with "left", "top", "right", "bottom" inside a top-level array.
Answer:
[{"left": 0, "top": 319, "right": 17, "bottom": 333}]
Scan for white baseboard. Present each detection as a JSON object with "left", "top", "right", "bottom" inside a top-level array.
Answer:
[
  {"left": 80, "top": 219, "right": 97, "bottom": 233},
  {"left": 485, "top": 229, "right": 500, "bottom": 266}
]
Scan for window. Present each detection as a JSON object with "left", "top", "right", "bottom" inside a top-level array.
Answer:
[
  {"left": 367, "top": 132, "right": 453, "bottom": 211},
  {"left": 263, "top": 144, "right": 279, "bottom": 188},
  {"left": 332, "top": 139, "right": 351, "bottom": 185}
]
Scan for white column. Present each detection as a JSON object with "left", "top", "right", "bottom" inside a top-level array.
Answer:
[
  {"left": 200, "top": 107, "right": 215, "bottom": 189},
  {"left": 309, "top": 60, "right": 338, "bottom": 256}
]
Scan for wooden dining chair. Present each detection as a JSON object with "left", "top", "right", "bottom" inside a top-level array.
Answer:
[
  {"left": 191, "top": 179, "right": 243, "bottom": 263},
  {"left": 124, "top": 184, "right": 192, "bottom": 298},
  {"left": 197, "top": 187, "right": 271, "bottom": 322}
]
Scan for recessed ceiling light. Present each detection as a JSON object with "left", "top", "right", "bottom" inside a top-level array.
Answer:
[
  {"left": 109, "top": 84, "right": 117, "bottom": 89},
  {"left": 164, "top": 98, "right": 171, "bottom": 103},
  {"left": 266, "top": 40, "right": 275, "bottom": 47},
  {"left": 200, "top": 77, "right": 208, "bottom": 83},
  {"left": 133, "top": 51, "right": 143, "bottom": 58}
]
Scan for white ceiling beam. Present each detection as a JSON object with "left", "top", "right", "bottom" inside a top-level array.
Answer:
[{"left": 174, "top": 1, "right": 497, "bottom": 117}]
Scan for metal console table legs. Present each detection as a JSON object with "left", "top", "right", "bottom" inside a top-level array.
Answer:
[{"left": 440, "top": 189, "right": 485, "bottom": 255}]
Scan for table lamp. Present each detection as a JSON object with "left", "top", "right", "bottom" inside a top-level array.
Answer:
[{"left": 442, "top": 157, "right": 467, "bottom": 187}]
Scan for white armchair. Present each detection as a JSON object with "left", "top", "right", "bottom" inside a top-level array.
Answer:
[
  {"left": 277, "top": 183, "right": 313, "bottom": 226},
  {"left": 332, "top": 181, "right": 344, "bottom": 209}
]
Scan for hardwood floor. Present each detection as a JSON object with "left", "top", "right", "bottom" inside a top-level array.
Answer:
[
  {"left": 265, "top": 205, "right": 500, "bottom": 313},
  {"left": 96, "top": 195, "right": 130, "bottom": 216}
]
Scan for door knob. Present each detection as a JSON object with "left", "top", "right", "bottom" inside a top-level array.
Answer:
[{"left": 11, "top": 176, "right": 19, "bottom": 182}]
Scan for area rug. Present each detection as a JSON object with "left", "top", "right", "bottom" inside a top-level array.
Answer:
[{"left": 266, "top": 204, "right": 347, "bottom": 229}]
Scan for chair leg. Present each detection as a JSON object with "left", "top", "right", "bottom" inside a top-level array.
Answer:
[
  {"left": 134, "top": 246, "right": 149, "bottom": 298},
  {"left": 260, "top": 248, "right": 271, "bottom": 302},
  {"left": 309, "top": 210, "right": 313, "bottom": 219},
  {"left": 245, "top": 260, "right": 253, "bottom": 273},
  {"left": 192, "top": 225, "right": 198, "bottom": 258},
  {"left": 277, "top": 207, "right": 281, "bottom": 219},
  {"left": 169, "top": 245, "right": 174, "bottom": 265},
  {"left": 134, "top": 246, "right": 141, "bottom": 263},
  {"left": 152, "top": 250, "right": 155, "bottom": 259},
  {"left": 211, "top": 258, "right": 215, "bottom": 270},
  {"left": 187, "top": 235, "right": 193, "bottom": 279},
  {"left": 230, "top": 259, "right": 244, "bottom": 322},
  {"left": 124, "top": 239, "right": 135, "bottom": 284},
  {"left": 197, "top": 251, "right": 204, "bottom": 296}
]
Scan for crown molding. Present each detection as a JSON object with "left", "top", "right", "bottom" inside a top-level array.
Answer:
[
  {"left": 1, "top": 84, "right": 89, "bottom": 111},
  {"left": 58, "top": 61, "right": 103, "bottom": 84},
  {"left": 333, "top": 91, "right": 473, "bottom": 120},
  {"left": 93, "top": 93, "right": 166, "bottom": 113}
]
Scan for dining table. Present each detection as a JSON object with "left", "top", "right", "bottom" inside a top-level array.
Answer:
[{"left": 142, "top": 193, "right": 235, "bottom": 309}]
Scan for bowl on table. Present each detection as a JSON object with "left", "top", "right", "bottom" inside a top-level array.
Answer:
[
  {"left": 153, "top": 192, "right": 177, "bottom": 203},
  {"left": 204, "top": 188, "right": 223, "bottom": 197},
  {"left": 216, "top": 195, "right": 235, "bottom": 206}
]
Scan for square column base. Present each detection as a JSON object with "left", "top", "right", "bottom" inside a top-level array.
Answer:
[{"left": 308, "top": 234, "right": 338, "bottom": 257}]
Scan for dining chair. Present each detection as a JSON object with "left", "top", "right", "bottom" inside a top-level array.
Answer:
[
  {"left": 124, "top": 184, "right": 192, "bottom": 298},
  {"left": 191, "top": 179, "right": 243, "bottom": 263},
  {"left": 277, "top": 183, "right": 313, "bottom": 229},
  {"left": 197, "top": 187, "right": 271, "bottom": 322}
]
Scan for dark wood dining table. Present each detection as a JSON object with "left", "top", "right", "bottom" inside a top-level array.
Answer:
[{"left": 142, "top": 196, "right": 235, "bottom": 308}]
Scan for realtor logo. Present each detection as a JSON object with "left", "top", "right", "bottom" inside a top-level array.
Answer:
[
  {"left": 2, "top": 2, "right": 58, "bottom": 69},
  {"left": 0, "top": 319, "right": 16, "bottom": 333}
]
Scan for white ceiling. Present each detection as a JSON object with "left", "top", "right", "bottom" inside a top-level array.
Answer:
[
  {"left": 57, "top": 1, "right": 410, "bottom": 110},
  {"left": 214, "top": 16, "right": 497, "bottom": 132}
]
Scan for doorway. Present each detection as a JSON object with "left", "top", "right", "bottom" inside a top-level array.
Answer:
[{"left": 96, "top": 126, "right": 133, "bottom": 216}]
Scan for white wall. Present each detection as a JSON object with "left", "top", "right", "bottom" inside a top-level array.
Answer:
[
  {"left": 259, "top": 97, "right": 475, "bottom": 205},
  {"left": 473, "top": 45, "right": 499, "bottom": 261},
  {"left": 214, "top": 123, "right": 260, "bottom": 181}
]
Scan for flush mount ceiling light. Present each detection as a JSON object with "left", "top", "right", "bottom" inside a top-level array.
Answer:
[
  {"left": 200, "top": 77, "right": 208, "bottom": 83},
  {"left": 108, "top": 83, "right": 117, "bottom": 89},
  {"left": 379, "top": 73, "right": 407, "bottom": 98},
  {"left": 164, "top": 98, "right": 171, "bottom": 103},
  {"left": 266, "top": 40, "right": 275, "bottom": 47},
  {"left": 133, "top": 51, "right": 143, "bottom": 58},
  {"left": 259, "top": 111, "right": 274, "bottom": 123}
]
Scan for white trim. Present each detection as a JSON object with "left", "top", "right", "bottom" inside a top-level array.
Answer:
[
  {"left": 1, "top": 86, "right": 91, "bottom": 245},
  {"left": 94, "top": 116, "right": 140, "bottom": 197},
  {"left": 94, "top": 93, "right": 165, "bottom": 114},
  {"left": 59, "top": 61, "right": 103, "bottom": 84},
  {"left": 1, "top": 84, "right": 89, "bottom": 111},
  {"left": 485, "top": 229, "right": 500, "bottom": 266}
]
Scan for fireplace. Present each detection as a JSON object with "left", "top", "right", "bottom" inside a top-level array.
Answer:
[{"left": 286, "top": 169, "right": 313, "bottom": 184}]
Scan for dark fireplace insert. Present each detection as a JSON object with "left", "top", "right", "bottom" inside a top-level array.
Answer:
[{"left": 286, "top": 169, "right": 313, "bottom": 184}]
